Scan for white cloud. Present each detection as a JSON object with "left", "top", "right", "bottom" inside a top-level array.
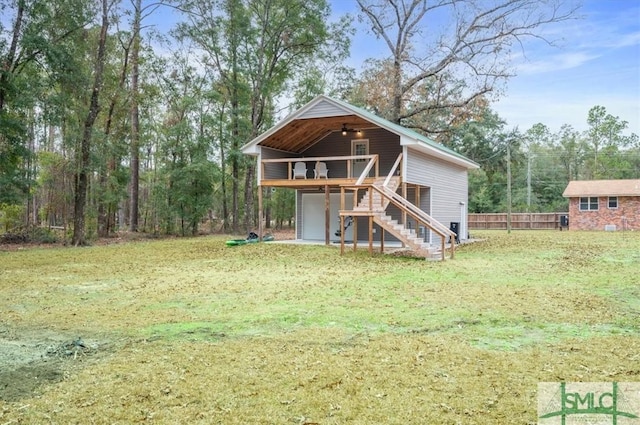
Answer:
[
  {"left": 602, "top": 30, "right": 640, "bottom": 49},
  {"left": 516, "top": 51, "right": 600, "bottom": 75}
]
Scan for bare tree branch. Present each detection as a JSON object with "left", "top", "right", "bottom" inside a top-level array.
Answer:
[{"left": 355, "top": 0, "right": 580, "bottom": 134}]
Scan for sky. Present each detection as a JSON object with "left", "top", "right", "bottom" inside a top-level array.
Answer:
[
  {"left": 328, "top": 0, "right": 640, "bottom": 136},
  {"left": 2, "top": 0, "right": 636, "bottom": 135}
]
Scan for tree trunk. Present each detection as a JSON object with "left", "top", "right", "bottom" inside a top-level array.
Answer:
[
  {"left": 72, "top": 0, "right": 109, "bottom": 246},
  {"left": 0, "top": 1, "right": 23, "bottom": 113},
  {"left": 218, "top": 106, "right": 229, "bottom": 232},
  {"left": 392, "top": 57, "right": 402, "bottom": 124},
  {"left": 98, "top": 34, "right": 132, "bottom": 237},
  {"left": 231, "top": 85, "right": 240, "bottom": 233},
  {"left": 129, "top": 0, "right": 141, "bottom": 232}
]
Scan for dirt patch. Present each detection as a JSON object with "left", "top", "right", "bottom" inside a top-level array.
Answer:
[{"left": 0, "top": 327, "right": 105, "bottom": 402}]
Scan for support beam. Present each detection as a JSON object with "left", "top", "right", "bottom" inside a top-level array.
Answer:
[
  {"left": 258, "top": 186, "right": 264, "bottom": 241},
  {"left": 325, "top": 185, "right": 330, "bottom": 245},
  {"left": 340, "top": 215, "right": 345, "bottom": 255},
  {"left": 368, "top": 216, "right": 373, "bottom": 254},
  {"left": 340, "top": 187, "right": 345, "bottom": 255},
  {"left": 353, "top": 216, "right": 358, "bottom": 252},
  {"left": 401, "top": 182, "right": 407, "bottom": 247}
]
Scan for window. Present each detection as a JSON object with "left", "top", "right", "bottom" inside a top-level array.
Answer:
[
  {"left": 579, "top": 197, "right": 598, "bottom": 211},
  {"left": 608, "top": 196, "right": 618, "bottom": 209},
  {"left": 351, "top": 139, "right": 369, "bottom": 162}
]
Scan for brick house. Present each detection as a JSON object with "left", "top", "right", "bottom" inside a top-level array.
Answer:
[{"left": 562, "top": 179, "right": 640, "bottom": 231}]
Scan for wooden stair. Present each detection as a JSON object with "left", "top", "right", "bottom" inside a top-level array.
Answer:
[
  {"left": 374, "top": 213, "right": 441, "bottom": 259},
  {"left": 351, "top": 178, "right": 447, "bottom": 260},
  {"left": 338, "top": 154, "right": 455, "bottom": 260}
]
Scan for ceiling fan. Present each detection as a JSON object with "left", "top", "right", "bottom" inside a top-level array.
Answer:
[{"left": 341, "top": 123, "right": 361, "bottom": 136}]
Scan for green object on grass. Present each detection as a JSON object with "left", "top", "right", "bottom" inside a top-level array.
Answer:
[
  {"left": 225, "top": 239, "right": 248, "bottom": 246},
  {"left": 225, "top": 233, "right": 274, "bottom": 246}
]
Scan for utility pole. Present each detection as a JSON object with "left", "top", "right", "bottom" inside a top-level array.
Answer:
[
  {"left": 527, "top": 153, "right": 532, "bottom": 211},
  {"left": 506, "top": 137, "right": 512, "bottom": 234}
]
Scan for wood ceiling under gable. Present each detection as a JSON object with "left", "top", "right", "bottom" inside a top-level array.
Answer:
[{"left": 259, "top": 115, "right": 376, "bottom": 153}]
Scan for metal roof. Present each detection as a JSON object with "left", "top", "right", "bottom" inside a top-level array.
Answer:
[{"left": 562, "top": 179, "right": 640, "bottom": 197}]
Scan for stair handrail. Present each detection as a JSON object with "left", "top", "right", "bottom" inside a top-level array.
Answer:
[
  {"left": 375, "top": 185, "right": 456, "bottom": 259},
  {"left": 383, "top": 153, "right": 403, "bottom": 188},
  {"left": 354, "top": 154, "right": 379, "bottom": 186},
  {"left": 375, "top": 185, "right": 456, "bottom": 240},
  {"left": 338, "top": 180, "right": 455, "bottom": 259}
]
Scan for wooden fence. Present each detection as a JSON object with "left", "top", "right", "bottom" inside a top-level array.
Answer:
[{"left": 468, "top": 213, "right": 568, "bottom": 230}]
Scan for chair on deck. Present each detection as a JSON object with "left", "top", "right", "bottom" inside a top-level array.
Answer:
[
  {"left": 314, "top": 162, "right": 328, "bottom": 179},
  {"left": 292, "top": 161, "right": 307, "bottom": 179}
]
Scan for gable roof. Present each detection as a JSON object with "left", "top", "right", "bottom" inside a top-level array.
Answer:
[
  {"left": 241, "top": 95, "right": 479, "bottom": 170},
  {"left": 562, "top": 179, "right": 640, "bottom": 197}
]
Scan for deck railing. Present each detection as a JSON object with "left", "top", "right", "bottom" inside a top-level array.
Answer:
[{"left": 260, "top": 155, "right": 379, "bottom": 181}]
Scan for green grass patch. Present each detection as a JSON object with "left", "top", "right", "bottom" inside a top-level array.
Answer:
[{"left": 1, "top": 230, "right": 639, "bottom": 424}]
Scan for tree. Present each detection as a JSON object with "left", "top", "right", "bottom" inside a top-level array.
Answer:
[
  {"left": 585, "top": 105, "right": 634, "bottom": 179},
  {"left": 129, "top": 0, "right": 142, "bottom": 232},
  {"left": 0, "top": 0, "right": 93, "bottom": 208},
  {"left": 128, "top": 0, "right": 171, "bottom": 232},
  {"left": 354, "top": 0, "right": 578, "bottom": 135},
  {"left": 0, "top": 113, "right": 30, "bottom": 204},
  {"left": 72, "top": 0, "right": 111, "bottom": 246},
  {"left": 176, "top": 0, "right": 345, "bottom": 231}
]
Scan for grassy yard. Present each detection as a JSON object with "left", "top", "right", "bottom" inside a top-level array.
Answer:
[{"left": 1, "top": 230, "right": 639, "bottom": 424}]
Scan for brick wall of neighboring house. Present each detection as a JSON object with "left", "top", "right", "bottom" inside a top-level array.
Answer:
[{"left": 568, "top": 196, "right": 640, "bottom": 230}]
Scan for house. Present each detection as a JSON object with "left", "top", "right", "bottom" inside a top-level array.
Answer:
[
  {"left": 562, "top": 179, "right": 640, "bottom": 231},
  {"left": 241, "top": 95, "right": 479, "bottom": 259}
]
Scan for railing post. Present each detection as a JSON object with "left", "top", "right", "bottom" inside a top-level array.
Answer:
[
  {"left": 384, "top": 153, "right": 403, "bottom": 187},
  {"left": 368, "top": 216, "right": 373, "bottom": 254},
  {"left": 340, "top": 215, "right": 345, "bottom": 255},
  {"left": 340, "top": 186, "right": 345, "bottom": 254},
  {"left": 325, "top": 184, "right": 330, "bottom": 245},
  {"left": 375, "top": 154, "right": 379, "bottom": 178}
]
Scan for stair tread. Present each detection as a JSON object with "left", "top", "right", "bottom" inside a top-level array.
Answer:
[{"left": 353, "top": 178, "right": 449, "bottom": 260}]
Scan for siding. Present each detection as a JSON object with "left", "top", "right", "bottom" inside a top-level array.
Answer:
[
  {"left": 299, "top": 99, "right": 350, "bottom": 119},
  {"left": 262, "top": 147, "right": 296, "bottom": 180},
  {"left": 406, "top": 150, "right": 468, "bottom": 242},
  {"left": 302, "top": 128, "right": 402, "bottom": 178}
]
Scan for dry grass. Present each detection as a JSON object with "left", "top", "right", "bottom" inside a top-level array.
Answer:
[{"left": 1, "top": 230, "right": 639, "bottom": 424}]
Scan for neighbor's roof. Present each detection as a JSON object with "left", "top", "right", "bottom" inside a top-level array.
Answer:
[
  {"left": 241, "top": 95, "right": 479, "bottom": 170},
  {"left": 562, "top": 179, "right": 640, "bottom": 197}
]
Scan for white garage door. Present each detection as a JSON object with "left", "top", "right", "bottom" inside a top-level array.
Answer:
[{"left": 301, "top": 193, "right": 353, "bottom": 241}]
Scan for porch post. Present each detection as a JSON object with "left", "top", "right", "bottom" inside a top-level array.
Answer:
[
  {"left": 401, "top": 182, "right": 408, "bottom": 247},
  {"left": 340, "top": 187, "right": 345, "bottom": 255},
  {"left": 258, "top": 185, "right": 264, "bottom": 241},
  {"left": 368, "top": 216, "right": 373, "bottom": 254},
  {"left": 325, "top": 184, "right": 330, "bottom": 245},
  {"left": 415, "top": 185, "right": 421, "bottom": 242},
  {"left": 353, "top": 216, "right": 358, "bottom": 252}
]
